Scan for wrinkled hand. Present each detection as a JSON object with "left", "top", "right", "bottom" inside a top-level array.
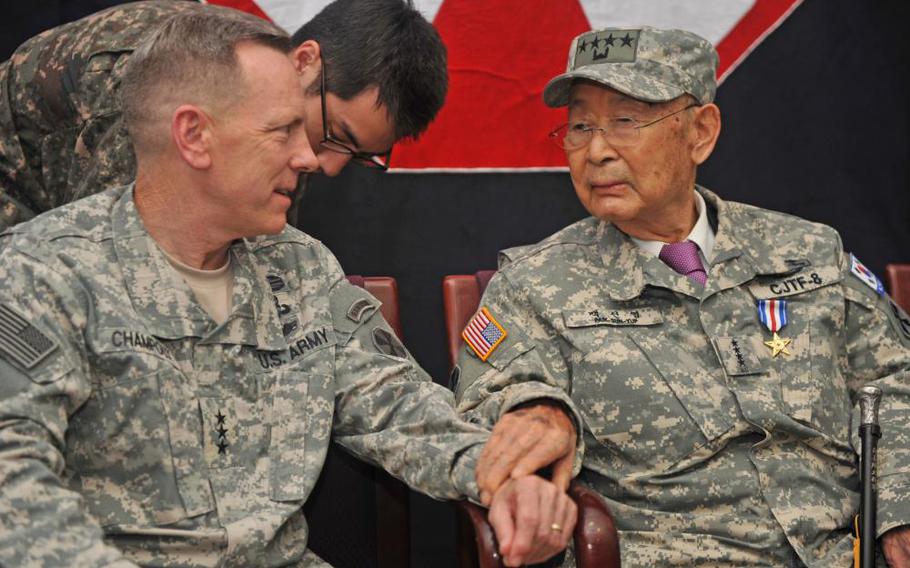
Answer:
[
  {"left": 883, "top": 525, "right": 910, "bottom": 567},
  {"left": 487, "top": 475, "right": 577, "bottom": 567},
  {"left": 477, "top": 401, "right": 576, "bottom": 505}
]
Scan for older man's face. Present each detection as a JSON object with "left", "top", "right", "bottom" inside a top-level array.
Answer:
[
  {"left": 204, "top": 43, "right": 318, "bottom": 237},
  {"left": 565, "top": 84, "right": 699, "bottom": 236}
]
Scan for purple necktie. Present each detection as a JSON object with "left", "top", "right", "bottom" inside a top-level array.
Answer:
[{"left": 659, "top": 240, "right": 707, "bottom": 285}]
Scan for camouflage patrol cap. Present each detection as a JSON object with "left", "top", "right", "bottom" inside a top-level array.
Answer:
[{"left": 543, "top": 26, "right": 718, "bottom": 107}]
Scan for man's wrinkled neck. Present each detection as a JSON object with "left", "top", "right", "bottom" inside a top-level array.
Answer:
[
  {"left": 134, "top": 169, "right": 232, "bottom": 270},
  {"left": 614, "top": 189, "right": 698, "bottom": 243}
]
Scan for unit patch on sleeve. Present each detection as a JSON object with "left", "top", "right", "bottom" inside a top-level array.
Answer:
[
  {"left": 0, "top": 304, "right": 58, "bottom": 369},
  {"left": 372, "top": 327, "right": 407, "bottom": 358},
  {"left": 462, "top": 307, "right": 507, "bottom": 361},
  {"left": 347, "top": 298, "right": 374, "bottom": 323},
  {"left": 849, "top": 254, "right": 885, "bottom": 296}
]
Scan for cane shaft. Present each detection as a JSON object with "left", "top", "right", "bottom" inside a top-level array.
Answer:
[{"left": 860, "top": 423, "right": 881, "bottom": 568}]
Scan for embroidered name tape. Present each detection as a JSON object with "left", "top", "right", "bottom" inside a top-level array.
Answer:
[{"left": 462, "top": 307, "right": 507, "bottom": 361}]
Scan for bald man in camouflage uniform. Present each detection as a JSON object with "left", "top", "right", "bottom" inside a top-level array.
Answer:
[
  {"left": 0, "top": 9, "right": 577, "bottom": 568},
  {"left": 457, "top": 26, "right": 910, "bottom": 567}
]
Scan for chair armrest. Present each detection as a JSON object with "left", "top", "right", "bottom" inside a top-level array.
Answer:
[
  {"left": 457, "top": 500, "right": 504, "bottom": 568},
  {"left": 457, "top": 481, "right": 620, "bottom": 568},
  {"left": 568, "top": 482, "right": 621, "bottom": 567}
]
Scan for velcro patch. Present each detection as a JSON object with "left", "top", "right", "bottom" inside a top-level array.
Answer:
[
  {"left": 749, "top": 265, "right": 839, "bottom": 299},
  {"left": 563, "top": 307, "right": 662, "bottom": 327},
  {"left": 713, "top": 336, "right": 766, "bottom": 376},
  {"left": 573, "top": 29, "right": 639, "bottom": 67},
  {"left": 372, "top": 327, "right": 407, "bottom": 358},
  {"left": 347, "top": 298, "right": 374, "bottom": 323},
  {"left": 462, "top": 307, "right": 507, "bottom": 361},
  {"left": 850, "top": 254, "right": 885, "bottom": 296},
  {"left": 0, "top": 305, "right": 57, "bottom": 369}
]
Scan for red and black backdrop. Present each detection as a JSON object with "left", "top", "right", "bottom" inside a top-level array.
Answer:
[{"left": 3, "top": 1, "right": 909, "bottom": 566}]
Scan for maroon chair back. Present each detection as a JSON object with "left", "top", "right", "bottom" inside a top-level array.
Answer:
[
  {"left": 351, "top": 275, "right": 404, "bottom": 338},
  {"left": 443, "top": 271, "right": 621, "bottom": 568},
  {"left": 443, "top": 273, "right": 485, "bottom": 369},
  {"left": 886, "top": 264, "right": 910, "bottom": 313}
]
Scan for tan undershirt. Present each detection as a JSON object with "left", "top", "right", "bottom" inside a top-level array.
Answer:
[{"left": 162, "top": 250, "right": 234, "bottom": 324}]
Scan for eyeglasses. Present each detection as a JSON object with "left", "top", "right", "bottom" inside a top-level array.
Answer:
[
  {"left": 549, "top": 103, "right": 699, "bottom": 150},
  {"left": 319, "top": 60, "right": 391, "bottom": 170}
]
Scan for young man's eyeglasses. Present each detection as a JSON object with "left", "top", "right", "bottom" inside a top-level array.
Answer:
[{"left": 319, "top": 61, "right": 392, "bottom": 170}]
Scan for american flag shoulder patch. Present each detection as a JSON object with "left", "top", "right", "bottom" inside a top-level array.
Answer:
[
  {"left": 462, "top": 307, "right": 507, "bottom": 361},
  {"left": 0, "top": 304, "right": 57, "bottom": 369}
]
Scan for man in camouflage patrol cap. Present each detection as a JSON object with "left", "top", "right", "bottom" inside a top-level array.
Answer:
[
  {"left": 458, "top": 26, "right": 910, "bottom": 566},
  {"left": 0, "top": 9, "right": 578, "bottom": 568}
]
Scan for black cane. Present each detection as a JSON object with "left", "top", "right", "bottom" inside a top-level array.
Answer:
[{"left": 858, "top": 385, "right": 882, "bottom": 568}]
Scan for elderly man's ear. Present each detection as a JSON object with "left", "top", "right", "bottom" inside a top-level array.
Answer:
[
  {"left": 171, "top": 104, "right": 213, "bottom": 169},
  {"left": 690, "top": 103, "right": 722, "bottom": 165}
]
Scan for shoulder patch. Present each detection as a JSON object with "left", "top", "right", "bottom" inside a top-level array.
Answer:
[
  {"left": 347, "top": 298, "right": 374, "bottom": 323},
  {"left": 0, "top": 305, "right": 58, "bottom": 369},
  {"left": 371, "top": 327, "right": 407, "bottom": 358},
  {"left": 849, "top": 254, "right": 885, "bottom": 296},
  {"left": 462, "top": 307, "right": 508, "bottom": 361}
]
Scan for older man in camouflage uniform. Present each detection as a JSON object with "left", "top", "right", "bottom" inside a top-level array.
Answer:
[
  {"left": 0, "top": 9, "right": 578, "bottom": 568},
  {"left": 457, "top": 26, "right": 910, "bottom": 567}
]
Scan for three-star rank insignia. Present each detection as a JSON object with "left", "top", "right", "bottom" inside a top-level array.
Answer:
[
  {"left": 215, "top": 409, "right": 229, "bottom": 455},
  {"left": 757, "top": 299, "right": 792, "bottom": 358}
]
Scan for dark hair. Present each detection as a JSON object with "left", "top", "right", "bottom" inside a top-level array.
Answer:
[{"left": 292, "top": 0, "right": 447, "bottom": 140}]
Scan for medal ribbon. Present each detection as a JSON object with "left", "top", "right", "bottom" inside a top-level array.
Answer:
[{"left": 757, "top": 299, "right": 788, "bottom": 333}]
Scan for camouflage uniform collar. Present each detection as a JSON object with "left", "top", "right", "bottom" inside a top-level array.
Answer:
[
  {"left": 110, "top": 187, "right": 286, "bottom": 349},
  {"left": 595, "top": 186, "right": 799, "bottom": 301},
  {"left": 702, "top": 186, "right": 797, "bottom": 276},
  {"left": 598, "top": 221, "right": 708, "bottom": 300},
  {"left": 595, "top": 220, "right": 651, "bottom": 300},
  {"left": 213, "top": 239, "right": 288, "bottom": 351}
]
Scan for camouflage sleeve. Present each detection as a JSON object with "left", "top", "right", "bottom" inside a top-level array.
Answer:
[
  {"left": 453, "top": 270, "right": 585, "bottom": 475},
  {"left": 328, "top": 275, "right": 488, "bottom": 502},
  {"left": 0, "top": 248, "right": 136, "bottom": 567},
  {"left": 840, "top": 251, "right": 910, "bottom": 537},
  {"left": 0, "top": 57, "right": 41, "bottom": 228},
  {"left": 0, "top": 2, "right": 196, "bottom": 232}
]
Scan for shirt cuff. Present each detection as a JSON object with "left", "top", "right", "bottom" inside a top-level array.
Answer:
[
  {"left": 451, "top": 442, "right": 484, "bottom": 503},
  {"left": 876, "top": 474, "right": 910, "bottom": 537},
  {"left": 497, "top": 382, "right": 586, "bottom": 478}
]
